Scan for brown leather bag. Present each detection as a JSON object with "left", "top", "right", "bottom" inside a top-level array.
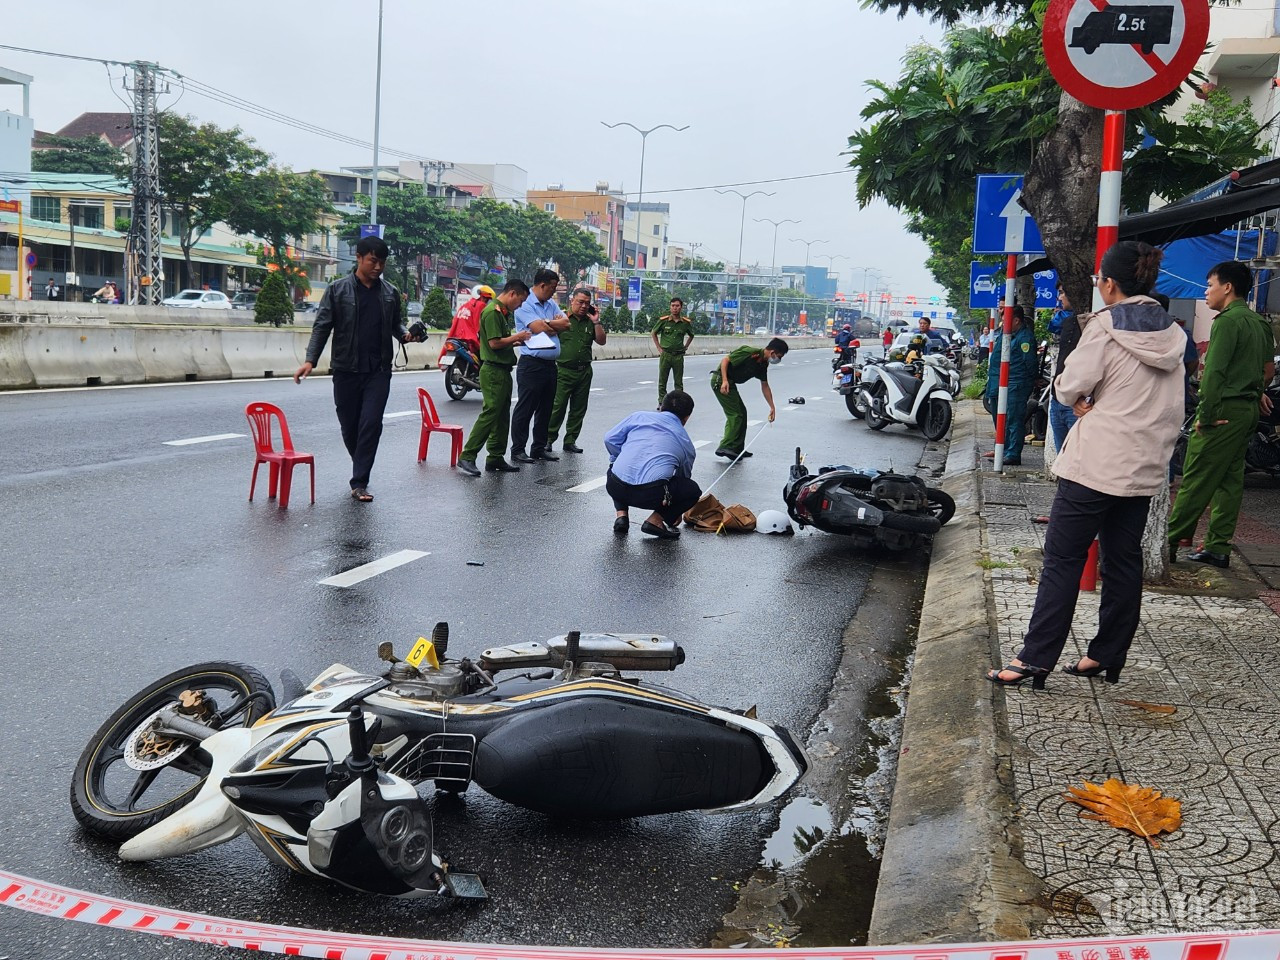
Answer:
[{"left": 682, "top": 494, "right": 757, "bottom": 533}]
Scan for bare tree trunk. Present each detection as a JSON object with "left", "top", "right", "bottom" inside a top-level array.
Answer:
[
  {"left": 1142, "top": 481, "right": 1171, "bottom": 582},
  {"left": 1022, "top": 92, "right": 1103, "bottom": 323}
]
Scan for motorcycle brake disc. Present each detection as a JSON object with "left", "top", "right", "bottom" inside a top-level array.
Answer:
[{"left": 122, "top": 706, "right": 194, "bottom": 771}]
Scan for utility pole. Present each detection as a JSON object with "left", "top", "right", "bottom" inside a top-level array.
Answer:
[
  {"left": 754, "top": 217, "right": 798, "bottom": 334},
  {"left": 370, "top": 0, "right": 385, "bottom": 228},
  {"left": 126, "top": 62, "right": 163, "bottom": 305},
  {"left": 716, "top": 189, "right": 773, "bottom": 332},
  {"left": 601, "top": 121, "right": 689, "bottom": 304}
]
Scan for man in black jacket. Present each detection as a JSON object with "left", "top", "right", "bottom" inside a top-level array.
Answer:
[{"left": 294, "top": 235, "right": 416, "bottom": 502}]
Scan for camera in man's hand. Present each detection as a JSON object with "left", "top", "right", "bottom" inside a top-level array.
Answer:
[{"left": 408, "top": 320, "right": 427, "bottom": 341}]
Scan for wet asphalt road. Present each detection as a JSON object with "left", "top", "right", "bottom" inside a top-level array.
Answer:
[{"left": 0, "top": 346, "right": 927, "bottom": 957}]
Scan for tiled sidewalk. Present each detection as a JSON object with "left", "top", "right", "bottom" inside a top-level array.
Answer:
[{"left": 978, "top": 420, "right": 1280, "bottom": 937}]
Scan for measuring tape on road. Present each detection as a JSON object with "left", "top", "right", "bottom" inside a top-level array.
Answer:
[{"left": 4, "top": 868, "right": 1280, "bottom": 960}]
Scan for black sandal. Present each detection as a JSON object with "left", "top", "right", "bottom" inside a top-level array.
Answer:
[
  {"left": 985, "top": 663, "right": 1049, "bottom": 690},
  {"left": 1062, "top": 660, "right": 1121, "bottom": 683}
]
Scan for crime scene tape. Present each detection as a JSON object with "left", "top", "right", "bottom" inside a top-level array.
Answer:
[{"left": 3, "top": 868, "right": 1280, "bottom": 960}]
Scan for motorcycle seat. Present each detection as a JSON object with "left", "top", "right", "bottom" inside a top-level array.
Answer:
[{"left": 885, "top": 367, "right": 923, "bottom": 397}]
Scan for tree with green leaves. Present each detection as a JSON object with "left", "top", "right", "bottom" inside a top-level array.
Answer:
[
  {"left": 547, "top": 218, "right": 607, "bottom": 289},
  {"left": 599, "top": 304, "right": 618, "bottom": 329},
  {"left": 154, "top": 113, "right": 269, "bottom": 290},
  {"left": 615, "top": 304, "right": 633, "bottom": 332},
  {"left": 254, "top": 269, "right": 293, "bottom": 327},
  {"left": 338, "top": 188, "right": 465, "bottom": 293},
  {"left": 848, "top": 15, "right": 1265, "bottom": 320},
  {"left": 227, "top": 166, "right": 331, "bottom": 261},
  {"left": 31, "top": 135, "right": 129, "bottom": 177},
  {"left": 423, "top": 286, "right": 452, "bottom": 330}
]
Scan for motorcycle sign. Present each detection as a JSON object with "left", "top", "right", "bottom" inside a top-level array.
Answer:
[{"left": 1043, "top": 0, "right": 1209, "bottom": 110}]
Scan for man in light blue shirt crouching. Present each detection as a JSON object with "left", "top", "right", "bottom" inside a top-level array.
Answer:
[{"left": 604, "top": 390, "right": 701, "bottom": 540}]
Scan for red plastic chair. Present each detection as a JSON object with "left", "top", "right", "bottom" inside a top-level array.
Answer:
[
  {"left": 417, "top": 387, "right": 464, "bottom": 467},
  {"left": 245, "top": 402, "right": 315, "bottom": 509}
]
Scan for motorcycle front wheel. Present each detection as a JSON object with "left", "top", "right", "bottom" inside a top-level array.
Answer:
[
  {"left": 926, "top": 488, "right": 956, "bottom": 526},
  {"left": 70, "top": 662, "right": 275, "bottom": 842},
  {"left": 922, "top": 398, "right": 953, "bottom": 442},
  {"left": 865, "top": 389, "right": 890, "bottom": 431},
  {"left": 844, "top": 390, "right": 865, "bottom": 420},
  {"left": 444, "top": 363, "right": 470, "bottom": 400}
]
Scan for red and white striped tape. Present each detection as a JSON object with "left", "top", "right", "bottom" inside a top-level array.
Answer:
[{"left": 3, "top": 868, "right": 1279, "bottom": 960}]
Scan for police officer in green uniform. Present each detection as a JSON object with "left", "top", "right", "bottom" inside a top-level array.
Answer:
[
  {"left": 457, "top": 280, "right": 532, "bottom": 477},
  {"left": 547, "top": 288, "right": 607, "bottom": 453},
  {"left": 711, "top": 338, "right": 789, "bottom": 459},
  {"left": 1168, "top": 261, "right": 1275, "bottom": 566},
  {"left": 652, "top": 297, "right": 695, "bottom": 403},
  {"left": 984, "top": 305, "right": 1038, "bottom": 465}
]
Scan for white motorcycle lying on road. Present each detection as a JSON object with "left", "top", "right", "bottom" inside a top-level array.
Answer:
[{"left": 859, "top": 354, "right": 954, "bottom": 441}]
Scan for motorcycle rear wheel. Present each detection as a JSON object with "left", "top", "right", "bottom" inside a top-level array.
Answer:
[
  {"left": 922, "top": 398, "right": 953, "bottom": 442},
  {"left": 444, "top": 363, "right": 470, "bottom": 401},
  {"left": 844, "top": 391, "right": 865, "bottom": 420},
  {"left": 70, "top": 662, "right": 275, "bottom": 842}
]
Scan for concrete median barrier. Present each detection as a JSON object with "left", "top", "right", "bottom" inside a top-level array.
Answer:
[
  {"left": 135, "top": 326, "right": 233, "bottom": 382},
  {"left": 21, "top": 324, "right": 147, "bottom": 387},
  {"left": 0, "top": 299, "right": 812, "bottom": 390}
]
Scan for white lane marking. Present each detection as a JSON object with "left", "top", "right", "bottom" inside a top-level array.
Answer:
[
  {"left": 568, "top": 476, "right": 608, "bottom": 493},
  {"left": 383, "top": 410, "right": 418, "bottom": 419},
  {"left": 163, "top": 433, "right": 245, "bottom": 446},
  {"left": 590, "top": 388, "right": 604, "bottom": 392},
  {"left": 809, "top": 396, "right": 823, "bottom": 400},
  {"left": 747, "top": 419, "right": 763, "bottom": 426},
  {"left": 693, "top": 440, "right": 712, "bottom": 448},
  {"left": 637, "top": 380, "right": 655, "bottom": 384},
  {"left": 320, "top": 549, "right": 430, "bottom": 588}
]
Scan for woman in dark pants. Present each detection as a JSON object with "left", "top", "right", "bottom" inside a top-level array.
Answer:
[{"left": 986, "top": 242, "right": 1188, "bottom": 689}]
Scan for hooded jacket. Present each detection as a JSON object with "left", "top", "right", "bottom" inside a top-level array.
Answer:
[{"left": 1052, "top": 295, "right": 1186, "bottom": 497}]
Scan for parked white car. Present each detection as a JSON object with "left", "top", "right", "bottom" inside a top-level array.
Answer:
[{"left": 163, "top": 289, "right": 232, "bottom": 310}]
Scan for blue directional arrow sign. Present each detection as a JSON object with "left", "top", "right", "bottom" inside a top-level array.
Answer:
[{"left": 973, "top": 175, "right": 1045, "bottom": 255}]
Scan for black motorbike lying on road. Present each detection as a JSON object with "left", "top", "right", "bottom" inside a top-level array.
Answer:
[
  {"left": 71, "top": 627, "right": 808, "bottom": 900},
  {"left": 783, "top": 448, "right": 955, "bottom": 551}
]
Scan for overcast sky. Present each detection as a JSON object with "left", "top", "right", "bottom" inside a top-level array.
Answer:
[{"left": 1, "top": 0, "right": 947, "bottom": 303}]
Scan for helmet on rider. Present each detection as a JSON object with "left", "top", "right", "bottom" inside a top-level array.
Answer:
[
  {"left": 756, "top": 510, "right": 795, "bottom": 535},
  {"left": 473, "top": 284, "right": 496, "bottom": 300},
  {"left": 842, "top": 324, "right": 851, "bottom": 331}
]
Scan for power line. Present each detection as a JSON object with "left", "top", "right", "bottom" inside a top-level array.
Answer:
[{"left": 0, "top": 42, "right": 129, "bottom": 66}]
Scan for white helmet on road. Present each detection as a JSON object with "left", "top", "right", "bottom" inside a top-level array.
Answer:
[{"left": 756, "top": 510, "right": 794, "bottom": 535}]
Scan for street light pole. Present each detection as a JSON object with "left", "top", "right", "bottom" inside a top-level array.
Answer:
[
  {"left": 815, "top": 253, "right": 848, "bottom": 328},
  {"left": 716, "top": 188, "right": 773, "bottom": 331},
  {"left": 754, "top": 217, "right": 799, "bottom": 334},
  {"left": 601, "top": 121, "right": 689, "bottom": 307},
  {"left": 370, "top": 0, "right": 384, "bottom": 228}
]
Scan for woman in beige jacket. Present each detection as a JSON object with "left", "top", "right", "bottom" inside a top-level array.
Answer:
[{"left": 987, "top": 241, "right": 1187, "bottom": 690}]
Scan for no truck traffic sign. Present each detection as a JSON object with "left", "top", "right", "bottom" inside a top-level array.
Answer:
[{"left": 1043, "top": 0, "right": 1209, "bottom": 110}]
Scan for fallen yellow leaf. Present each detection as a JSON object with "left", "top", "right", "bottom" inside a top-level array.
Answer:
[
  {"left": 1065, "top": 778, "right": 1181, "bottom": 846},
  {"left": 1117, "top": 700, "right": 1177, "bottom": 715}
]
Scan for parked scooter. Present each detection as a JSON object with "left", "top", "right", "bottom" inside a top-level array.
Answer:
[
  {"left": 783, "top": 448, "right": 955, "bottom": 551},
  {"left": 859, "top": 354, "right": 954, "bottom": 441},
  {"left": 439, "top": 338, "right": 482, "bottom": 400}
]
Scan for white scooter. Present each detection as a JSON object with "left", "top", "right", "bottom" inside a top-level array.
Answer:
[{"left": 859, "top": 354, "right": 954, "bottom": 441}]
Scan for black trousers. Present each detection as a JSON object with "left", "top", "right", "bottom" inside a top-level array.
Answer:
[
  {"left": 1017, "top": 477, "right": 1151, "bottom": 673},
  {"left": 510, "top": 355, "right": 558, "bottom": 455},
  {"left": 332, "top": 369, "right": 392, "bottom": 489},
  {"left": 606, "top": 470, "right": 702, "bottom": 527}
]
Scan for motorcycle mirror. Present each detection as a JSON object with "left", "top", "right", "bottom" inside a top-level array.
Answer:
[{"left": 377, "top": 642, "right": 399, "bottom": 664}]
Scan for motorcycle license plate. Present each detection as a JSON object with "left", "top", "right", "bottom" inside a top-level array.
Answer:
[
  {"left": 438, "top": 355, "right": 454, "bottom": 367},
  {"left": 841, "top": 374, "right": 853, "bottom": 385}
]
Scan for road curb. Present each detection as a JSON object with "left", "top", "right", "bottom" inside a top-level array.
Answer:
[{"left": 867, "top": 399, "right": 1047, "bottom": 945}]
